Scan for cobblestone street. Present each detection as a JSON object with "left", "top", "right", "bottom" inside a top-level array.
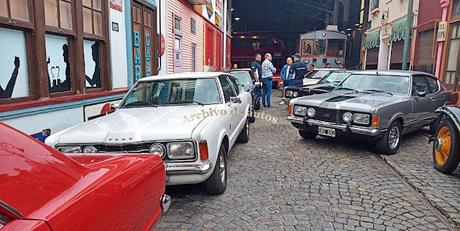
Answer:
[{"left": 158, "top": 93, "right": 460, "bottom": 231}]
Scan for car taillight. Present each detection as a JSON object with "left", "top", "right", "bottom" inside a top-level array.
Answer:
[
  {"left": 199, "top": 141, "right": 209, "bottom": 160},
  {"left": 372, "top": 115, "right": 380, "bottom": 129}
]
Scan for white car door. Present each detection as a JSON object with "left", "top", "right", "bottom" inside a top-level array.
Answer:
[
  {"left": 227, "top": 75, "right": 248, "bottom": 125},
  {"left": 218, "top": 75, "right": 240, "bottom": 143}
]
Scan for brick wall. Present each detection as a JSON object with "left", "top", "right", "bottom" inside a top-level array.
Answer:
[{"left": 166, "top": 1, "right": 204, "bottom": 73}]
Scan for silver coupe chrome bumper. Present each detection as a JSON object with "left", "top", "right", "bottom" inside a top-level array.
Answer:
[{"left": 288, "top": 116, "right": 385, "bottom": 136}]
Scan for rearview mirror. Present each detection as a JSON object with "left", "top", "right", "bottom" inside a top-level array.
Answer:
[{"left": 230, "top": 97, "right": 242, "bottom": 104}]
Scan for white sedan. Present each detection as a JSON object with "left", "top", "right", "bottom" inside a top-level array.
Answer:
[{"left": 46, "top": 72, "right": 254, "bottom": 194}]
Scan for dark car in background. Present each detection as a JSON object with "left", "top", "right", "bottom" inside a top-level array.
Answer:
[
  {"left": 228, "top": 69, "right": 261, "bottom": 113},
  {"left": 284, "top": 70, "right": 351, "bottom": 99}
]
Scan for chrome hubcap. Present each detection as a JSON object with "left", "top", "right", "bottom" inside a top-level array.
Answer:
[
  {"left": 219, "top": 151, "right": 226, "bottom": 183},
  {"left": 246, "top": 121, "right": 250, "bottom": 137},
  {"left": 388, "top": 126, "right": 400, "bottom": 149},
  {"left": 435, "top": 138, "right": 443, "bottom": 151}
]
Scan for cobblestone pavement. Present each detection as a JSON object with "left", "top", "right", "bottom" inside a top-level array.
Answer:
[{"left": 158, "top": 93, "right": 458, "bottom": 231}]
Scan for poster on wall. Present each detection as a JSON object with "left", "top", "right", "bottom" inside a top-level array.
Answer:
[
  {"left": 84, "top": 100, "right": 122, "bottom": 121},
  {"left": 0, "top": 28, "right": 29, "bottom": 99},
  {"left": 45, "top": 34, "right": 71, "bottom": 93},
  {"left": 84, "top": 40, "right": 102, "bottom": 88},
  {"left": 110, "top": 0, "right": 123, "bottom": 12}
]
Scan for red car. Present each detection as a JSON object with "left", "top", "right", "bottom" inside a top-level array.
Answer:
[{"left": 0, "top": 123, "right": 170, "bottom": 230}]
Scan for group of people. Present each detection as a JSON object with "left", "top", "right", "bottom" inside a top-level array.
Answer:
[{"left": 248, "top": 53, "right": 313, "bottom": 109}]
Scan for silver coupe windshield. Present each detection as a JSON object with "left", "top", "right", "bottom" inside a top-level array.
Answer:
[
  {"left": 121, "top": 78, "right": 221, "bottom": 108},
  {"left": 336, "top": 74, "right": 410, "bottom": 95}
]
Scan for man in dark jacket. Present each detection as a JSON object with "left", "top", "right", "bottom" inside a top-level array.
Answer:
[
  {"left": 250, "top": 54, "right": 262, "bottom": 110},
  {"left": 289, "top": 53, "right": 307, "bottom": 87}
]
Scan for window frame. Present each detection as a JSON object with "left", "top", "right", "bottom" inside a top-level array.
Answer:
[
  {"left": 411, "top": 75, "right": 430, "bottom": 96},
  {"left": 44, "top": 0, "right": 76, "bottom": 36},
  {"left": 0, "top": 0, "right": 35, "bottom": 29},
  {"left": 218, "top": 75, "right": 237, "bottom": 103}
]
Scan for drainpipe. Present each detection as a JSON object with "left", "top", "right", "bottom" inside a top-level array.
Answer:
[
  {"left": 402, "top": 0, "right": 414, "bottom": 70},
  {"left": 436, "top": 0, "right": 450, "bottom": 77},
  {"left": 223, "top": 0, "right": 228, "bottom": 71}
]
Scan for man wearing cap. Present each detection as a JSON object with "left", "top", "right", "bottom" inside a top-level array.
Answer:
[{"left": 289, "top": 53, "right": 307, "bottom": 87}]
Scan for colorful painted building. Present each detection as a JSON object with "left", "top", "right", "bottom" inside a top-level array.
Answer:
[{"left": 0, "top": 0, "right": 160, "bottom": 136}]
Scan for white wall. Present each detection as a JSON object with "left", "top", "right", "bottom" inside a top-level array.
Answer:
[
  {"left": 159, "top": 0, "right": 168, "bottom": 75},
  {"left": 3, "top": 107, "right": 83, "bottom": 134},
  {"left": 109, "top": 2, "right": 129, "bottom": 89}
]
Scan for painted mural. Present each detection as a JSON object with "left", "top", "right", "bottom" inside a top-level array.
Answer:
[
  {"left": 46, "top": 34, "right": 71, "bottom": 93},
  {"left": 84, "top": 40, "right": 102, "bottom": 88},
  {"left": 0, "top": 28, "right": 29, "bottom": 99}
]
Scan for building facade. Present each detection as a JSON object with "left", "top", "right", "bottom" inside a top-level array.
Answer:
[
  {"left": 441, "top": 0, "right": 460, "bottom": 101},
  {"left": 364, "top": 0, "right": 420, "bottom": 70},
  {"left": 0, "top": 0, "right": 160, "bottom": 137}
]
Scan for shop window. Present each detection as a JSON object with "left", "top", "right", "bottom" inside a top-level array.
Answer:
[
  {"left": 301, "top": 40, "right": 314, "bottom": 55},
  {"left": 45, "top": 34, "right": 71, "bottom": 93},
  {"left": 83, "top": 0, "right": 104, "bottom": 38},
  {"left": 84, "top": 40, "right": 101, "bottom": 88},
  {"left": 453, "top": 0, "right": 460, "bottom": 17},
  {"left": 0, "top": 28, "right": 29, "bottom": 99},
  {"left": 0, "top": 0, "right": 33, "bottom": 28},
  {"left": 174, "top": 16, "right": 181, "bottom": 32},
  {"left": 44, "top": 0, "right": 74, "bottom": 32},
  {"left": 445, "top": 23, "right": 460, "bottom": 89}
]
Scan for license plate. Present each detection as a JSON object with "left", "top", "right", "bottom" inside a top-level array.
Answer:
[{"left": 318, "top": 127, "right": 336, "bottom": 137}]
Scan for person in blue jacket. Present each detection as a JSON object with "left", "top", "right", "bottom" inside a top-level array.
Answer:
[{"left": 279, "top": 57, "right": 293, "bottom": 105}]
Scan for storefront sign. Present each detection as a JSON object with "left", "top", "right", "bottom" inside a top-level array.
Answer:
[
  {"left": 145, "top": 32, "right": 151, "bottom": 77},
  {"left": 133, "top": 31, "right": 142, "bottom": 80},
  {"left": 110, "top": 0, "right": 123, "bottom": 12},
  {"left": 437, "top": 21, "right": 448, "bottom": 42}
]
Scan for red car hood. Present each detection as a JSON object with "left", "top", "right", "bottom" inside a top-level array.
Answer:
[{"left": 0, "top": 123, "right": 163, "bottom": 222}]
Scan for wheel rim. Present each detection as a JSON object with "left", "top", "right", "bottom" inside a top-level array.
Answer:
[
  {"left": 388, "top": 126, "right": 400, "bottom": 149},
  {"left": 219, "top": 150, "right": 226, "bottom": 183},
  {"left": 435, "top": 126, "right": 451, "bottom": 166}
]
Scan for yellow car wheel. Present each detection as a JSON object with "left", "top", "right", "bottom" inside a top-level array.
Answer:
[{"left": 433, "top": 118, "right": 460, "bottom": 174}]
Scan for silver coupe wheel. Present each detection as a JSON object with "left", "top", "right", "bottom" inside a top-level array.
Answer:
[{"left": 388, "top": 126, "right": 400, "bottom": 149}]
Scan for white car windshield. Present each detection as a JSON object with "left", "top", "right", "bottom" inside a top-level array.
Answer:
[
  {"left": 120, "top": 78, "right": 221, "bottom": 108},
  {"left": 318, "top": 72, "right": 348, "bottom": 84},
  {"left": 336, "top": 74, "right": 410, "bottom": 95}
]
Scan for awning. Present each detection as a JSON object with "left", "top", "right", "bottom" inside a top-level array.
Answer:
[
  {"left": 391, "top": 17, "right": 407, "bottom": 42},
  {"left": 365, "top": 29, "right": 380, "bottom": 49}
]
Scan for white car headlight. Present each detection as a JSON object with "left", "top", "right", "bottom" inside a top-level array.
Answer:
[
  {"left": 292, "top": 91, "right": 299, "bottom": 98},
  {"left": 342, "top": 112, "right": 353, "bottom": 123},
  {"left": 285, "top": 90, "right": 293, "bottom": 97},
  {"left": 167, "top": 142, "right": 195, "bottom": 160},
  {"left": 149, "top": 143, "right": 166, "bottom": 158},
  {"left": 307, "top": 107, "right": 316, "bottom": 118},
  {"left": 293, "top": 106, "right": 307, "bottom": 116},
  {"left": 83, "top": 145, "right": 98, "bottom": 153},
  {"left": 353, "top": 113, "right": 371, "bottom": 125},
  {"left": 57, "top": 146, "right": 82, "bottom": 153}
]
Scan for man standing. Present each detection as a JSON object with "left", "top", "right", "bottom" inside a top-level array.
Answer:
[
  {"left": 289, "top": 53, "right": 307, "bottom": 87},
  {"left": 279, "top": 57, "right": 293, "bottom": 105},
  {"left": 250, "top": 54, "right": 262, "bottom": 110},
  {"left": 261, "top": 53, "right": 276, "bottom": 109}
]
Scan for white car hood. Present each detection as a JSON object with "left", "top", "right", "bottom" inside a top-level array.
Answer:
[
  {"left": 56, "top": 106, "right": 209, "bottom": 144},
  {"left": 303, "top": 78, "right": 320, "bottom": 86}
]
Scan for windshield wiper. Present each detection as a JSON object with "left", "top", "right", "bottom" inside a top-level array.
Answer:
[
  {"left": 362, "top": 89, "right": 393, "bottom": 96},
  {"left": 122, "top": 101, "right": 158, "bottom": 108},
  {"left": 175, "top": 100, "right": 206, "bottom": 106}
]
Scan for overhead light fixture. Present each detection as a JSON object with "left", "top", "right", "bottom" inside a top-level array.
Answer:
[
  {"left": 231, "top": 8, "right": 235, "bottom": 12},
  {"left": 234, "top": 17, "right": 241, "bottom": 21},
  {"left": 355, "top": 23, "right": 360, "bottom": 26},
  {"left": 346, "top": 28, "right": 352, "bottom": 31}
]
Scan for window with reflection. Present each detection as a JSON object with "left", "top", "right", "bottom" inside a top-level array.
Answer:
[{"left": 44, "top": 0, "right": 73, "bottom": 31}]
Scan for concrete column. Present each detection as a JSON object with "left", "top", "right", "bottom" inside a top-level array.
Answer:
[{"left": 378, "top": 38, "right": 389, "bottom": 70}]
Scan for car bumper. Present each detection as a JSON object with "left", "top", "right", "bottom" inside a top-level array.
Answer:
[
  {"left": 165, "top": 161, "right": 213, "bottom": 185},
  {"left": 288, "top": 116, "right": 385, "bottom": 137}
]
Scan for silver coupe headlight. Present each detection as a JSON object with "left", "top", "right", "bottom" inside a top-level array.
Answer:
[
  {"left": 307, "top": 107, "right": 316, "bottom": 118},
  {"left": 56, "top": 146, "right": 82, "bottom": 153},
  {"left": 83, "top": 145, "right": 98, "bottom": 153},
  {"left": 293, "top": 105, "right": 307, "bottom": 116},
  {"left": 149, "top": 143, "right": 166, "bottom": 158},
  {"left": 342, "top": 112, "right": 353, "bottom": 123},
  {"left": 285, "top": 90, "right": 293, "bottom": 97},
  {"left": 353, "top": 113, "right": 371, "bottom": 125},
  {"left": 167, "top": 142, "right": 195, "bottom": 160}
]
